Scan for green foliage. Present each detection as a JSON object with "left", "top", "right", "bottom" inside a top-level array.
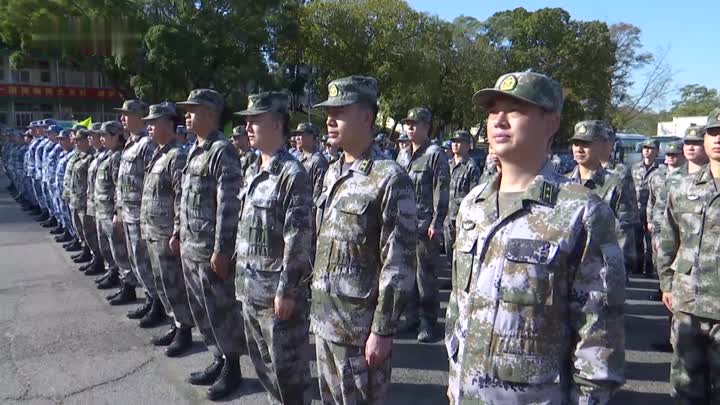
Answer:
[{"left": 671, "top": 84, "right": 720, "bottom": 117}]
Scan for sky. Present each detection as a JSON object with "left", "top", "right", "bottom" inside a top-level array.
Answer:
[{"left": 407, "top": 0, "right": 719, "bottom": 108}]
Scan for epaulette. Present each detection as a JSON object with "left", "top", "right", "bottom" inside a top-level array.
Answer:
[
  {"left": 540, "top": 180, "right": 558, "bottom": 206},
  {"left": 269, "top": 158, "right": 282, "bottom": 175},
  {"left": 358, "top": 158, "right": 373, "bottom": 175}
]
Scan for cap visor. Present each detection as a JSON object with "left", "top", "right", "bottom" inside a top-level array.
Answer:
[
  {"left": 142, "top": 113, "right": 175, "bottom": 121},
  {"left": 112, "top": 108, "right": 143, "bottom": 115},
  {"left": 472, "top": 89, "right": 547, "bottom": 111},
  {"left": 177, "top": 101, "right": 221, "bottom": 112},
  {"left": 234, "top": 109, "right": 266, "bottom": 116},
  {"left": 312, "top": 98, "right": 356, "bottom": 109}
]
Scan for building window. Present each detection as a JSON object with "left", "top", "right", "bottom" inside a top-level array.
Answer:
[
  {"left": 11, "top": 70, "right": 30, "bottom": 83},
  {"left": 16, "top": 112, "right": 32, "bottom": 128},
  {"left": 41, "top": 71, "right": 51, "bottom": 83},
  {"left": 0, "top": 113, "right": 7, "bottom": 125},
  {"left": 0, "top": 58, "right": 5, "bottom": 81}
]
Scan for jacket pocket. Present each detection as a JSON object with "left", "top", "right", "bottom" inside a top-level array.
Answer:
[
  {"left": 500, "top": 239, "right": 559, "bottom": 305},
  {"left": 453, "top": 221, "right": 478, "bottom": 292}
]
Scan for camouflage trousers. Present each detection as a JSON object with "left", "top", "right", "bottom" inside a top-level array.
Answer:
[
  {"left": 122, "top": 222, "right": 159, "bottom": 299},
  {"left": 315, "top": 337, "right": 391, "bottom": 405},
  {"left": 32, "top": 178, "right": 46, "bottom": 209},
  {"left": 405, "top": 230, "right": 440, "bottom": 323},
  {"left": 23, "top": 177, "right": 35, "bottom": 204},
  {"left": 146, "top": 238, "right": 194, "bottom": 328},
  {"left": 60, "top": 199, "right": 75, "bottom": 237},
  {"left": 181, "top": 256, "right": 246, "bottom": 358},
  {"left": 96, "top": 217, "right": 132, "bottom": 284},
  {"left": 670, "top": 310, "right": 720, "bottom": 403},
  {"left": 242, "top": 302, "right": 311, "bottom": 405},
  {"left": 71, "top": 209, "right": 102, "bottom": 260}
]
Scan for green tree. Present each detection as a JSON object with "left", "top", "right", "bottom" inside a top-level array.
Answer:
[
  {"left": 482, "top": 8, "right": 616, "bottom": 140},
  {"left": 671, "top": 84, "right": 720, "bottom": 117}
]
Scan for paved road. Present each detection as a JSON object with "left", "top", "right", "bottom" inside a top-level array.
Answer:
[{"left": 0, "top": 174, "right": 672, "bottom": 404}]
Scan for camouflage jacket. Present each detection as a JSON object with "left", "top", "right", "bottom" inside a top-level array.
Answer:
[
  {"left": 647, "top": 163, "right": 688, "bottom": 235},
  {"left": 632, "top": 160, "right": 664, "bottom": 210},
  {"left": 41, "top": 142, "right": 60, "bottom": 183},
  {"left": 117, "top": 133, "right": 156, "bottom": 223},
  {"left": 448, "top": 155, "right": 482, "bottom": 222},
  {"left": 94, "top": 149, "right": 122, "bottom": 220},
  {"left": 34, "top": 138, "right": 50, "bottom": 180},
  {"left": 86, "top": 148, "right": 107, "bottom": 217},
  {"left": 567, "top": 166, "right": 636, "bottom": 266},
  {"left": 25, "top": 137, "right": 42, "bottom": 176},
  {"left": 58, "top": 149, "right": 77, "bottom": 201},
  {"left": 52, "top": 150, "right": 69, "bottom": 190},
  {"left": 446, "top": 161, "right": 625, "bottom": 402},
  {"left": 238, "top": 148, "right": 258, "bottom": 180},
  {"left": 604, "top": 160, "right": 640, "bottom": 229},
  {"left": 658, "top": 166, "right": 720, "bottom": 320},
  {"left": 179, "top": 131, "right": 242, "bottom": 261},
  {"left": 311, "top": 145, "right": 417, "bottom": 346},
  {"left": 235, "top": 149, "right": 313, "bottom": 308},
  {"left": 67, "top": 149, "right": 95, "bottom": 211},
  {"left": 397, "top": 140, "right": 449, "bottom": 231},
  {"left": 45, "top": 145, "right": 63, "bottom": 188},
  {"left": 140, "top": 140, "right": 187, "bottom": 240},
  {"left": 299, "top": 150, "right": 329, "bottom": 205}
]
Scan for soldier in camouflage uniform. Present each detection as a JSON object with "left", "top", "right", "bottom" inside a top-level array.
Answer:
[
  {"left": 94, "top": 122, "right": 135, "bottom": 303},
  {"left": 33, "top": 121, "right": 52, "bottom": 222},
  {"left": 632, "top": 138, "right": 663, "bottom": 276},
  {"left": 234, "top": 92, "right": 313, "bottom": 404},
  {"left": 446, "top": 71, "right": 625, "bottom": 404},
  {"left": 67, "top": 130, "right": 101, "bottom": 274},
  {"left": 39, "top": 124, "right": 62, "bottom": 229},
  {"left": 140, "top": 103, "right": 194, "bottom": 357},
  {"left": 311, "top": 76, "right": 417, "bottom": 405},
  {"left": 83, "top": 123, "right": 110, "bottom": 277},
  {"left": 567, "top": 120, "right": 636, "bottom": 271},
  {"left": 658, "top": 109, "right": 720, "bottom": 403},
  {"left": 601, "top": 128, "right": 639, "bottom": 275},
  {"left": 395, "top": 132, "right": 410, "bottom": 167},
  {"left": 293, "top": 122, "right": 329, "bottom": 206},
  {"left": 231, "top": 125, "right": 258, "bottom": 179},
  {"left": 114, "top": 100, "right": 165, "bottom": 326},
  {"left": 24, "top": 122, "right": 44, "bottom": 215},
  {"left": 445, "top": 130, "right": 482, "bottom": 258},
  {"left": 56, "top": 131, "right": 77, "bottom": 246},
  {"left": 647, "top": 141, "right": 686, "bottom": 266},
  {"left": 176, "top": 89, "right": 246, "bottom": 400},
  {"left": 682, "top": 124, "right": 709, "bottom": 175},
  {"left": 396, "top": 107, "right": 450, "bottom": 342}
]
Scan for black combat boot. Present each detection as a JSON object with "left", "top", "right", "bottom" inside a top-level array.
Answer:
[
  {"left": 83, "top": 259, "right": 105, "bottom": 276},
  {"left": 41, "top": 217, "right": 57, "bottom": 228},
  {"left": 126, "top": 299, "right": 153, "bottom": 319},
  {"left": 206, "top": 355, "right": 243, "bottom": 401},
  {"left": 35, "top": 210, "right": 49, "bottom": 222},
  {"left": 151, "top": 324, "right": 177, "bottom": 346},
  {"left": 165, "top": 326, "right": 193, "bottom": 357},
  {"left": 398, "top": 317, "right": 420, "bottom": 334},
  {"left": 64, "top": 239, "right": 82, "bottom": 252},
  {"left": 188, "top": 357, "right": 225, "bottom": 386},
  {"left": 50, "top": 225, "right": 65, "bottom": 235},
  {"left": 55, "top": 230, "right": 72, "bottom": 243},
  {"left": 138, "top": 299, "right": 165, "bottom": 328},
  {"left": 98, "top": 272, "right": 120, "bottom": 290},
  {"left": 73, "top": 247, "right": 92, "bottom": 263},
  {"left": 108, "top": 282, "right": 137, "bottom": 306},
  {"left": 417, "top": 318, "right": 438, "bottom": 343}
]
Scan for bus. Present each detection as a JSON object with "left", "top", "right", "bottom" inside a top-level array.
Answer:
[{"left": 616, "top": 133, "right": 682, "bottom": 166}]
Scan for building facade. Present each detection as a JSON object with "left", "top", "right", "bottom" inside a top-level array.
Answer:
[{"left": 0, "top": 52, "right": 122, "bottom": 127}]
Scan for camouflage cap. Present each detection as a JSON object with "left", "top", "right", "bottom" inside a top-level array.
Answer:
[
  {"left": 113, "top": 99, "right": 148, "bottom": 116},
  {"left": 401, "top": 107, "right": 432, "bottom": 124},
  {"left": 313, "top": 76, "right": 378, "bottom": 109},
  {"left": 47, "top": 125, "right": 63, "bottom": 134},
  {"left": 27, "top": 121, "right": 38, "bottom": 128},
  {"left": 232, "top": 126, "right": 247, "bottom": 137},
  {"left": 665, "top": 141, "right": 683, "bottom": 155},
  {"left": 143, "top": 102, "right": 177, "bottom": 121},
  {"left": 235, "top": 92, "right": 290, "bottom": 116},
  {"left": 292, "top": 122, "right": 319, "bottom": 137},
  {"left": 90, "top": 122, "right": 103, "bottom": 132},
  {"left": 442, "top": 140, "right": 452, "bottom": 150},
  {"left": 684, "top": 125, "right": 705, "bottom": 141},
  {"left": 451, "top": 130, "right": 473, "bottom": 143},
  {"left": 98, "top": 121, "right": 124, "bottom": 136},
  {"left": 570, "top": 120, "right": 609, "bottom": 142},
  {"left": 397, "top": 132, "right": 410, "bottom": 142},
  {"left": 641, "top": 138, "right": 659, "bottom": 149},
  {"left": 71, "top": 129, "right": 91, "bottom": 140},
  {"left": 176, "top": 89, "right": 224, "bottom": 113},
  {"left": 176, "top": 125, "right": 187, "bottom": 135},
  {"left": 57, "top": 130, "right": 72, "bottom": 139},
  {"left": 71, "top": 124, "right": 87, "bottom": 131},
  {"left": 705, "top": 107, "right": 720, "bottom": 131},
  {"left": 473, "top": 71, "right": 564, "bottom": 113}
]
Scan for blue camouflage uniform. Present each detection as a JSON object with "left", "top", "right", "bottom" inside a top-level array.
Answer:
[{"left": 56, "top": 148, "right": 76, "bottom": 236}]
